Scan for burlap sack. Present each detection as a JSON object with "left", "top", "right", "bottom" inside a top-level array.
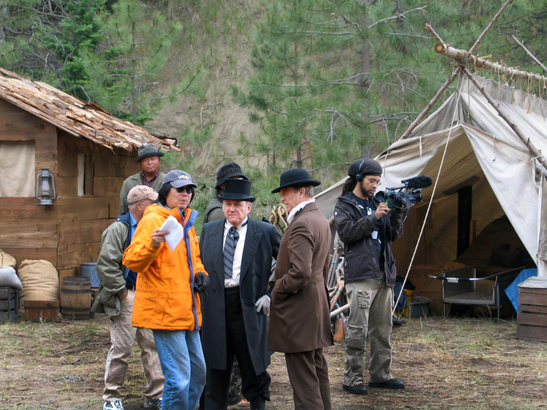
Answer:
[
  {"left": 18, "top": 260, "right": 59, "bottom": 302},
  {"left": 0, "top": 249, "right": 16, "bottom": 268}
]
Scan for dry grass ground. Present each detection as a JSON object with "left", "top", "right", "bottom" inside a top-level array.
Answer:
[{"left": 0, "top": 315, "right": 545, "bottom": 409}]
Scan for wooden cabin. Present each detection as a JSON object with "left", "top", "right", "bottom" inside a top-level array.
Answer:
[{"left": 0, "top": 67, "right": 178, "bottom": 282}]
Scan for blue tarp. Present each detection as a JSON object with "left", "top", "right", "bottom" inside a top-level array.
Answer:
[{"left": 505, "top": 268, "right": 538, "bottom": 312}]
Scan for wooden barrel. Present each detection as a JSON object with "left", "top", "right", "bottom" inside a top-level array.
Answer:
[{"left": 60, "top": 277, "right": 91, "bottom": 320}]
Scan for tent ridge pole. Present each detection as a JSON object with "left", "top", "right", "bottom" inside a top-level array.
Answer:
[
  {"left": 437, "top": 45, "right": 547, "bottom": 84},
  {"left": 462, "top": 67, "right": 547, "bottom": 170}
]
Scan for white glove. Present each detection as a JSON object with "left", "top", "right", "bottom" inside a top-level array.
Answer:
[{"left": 255, "top": 295, "right": 270, "bottom": 315}]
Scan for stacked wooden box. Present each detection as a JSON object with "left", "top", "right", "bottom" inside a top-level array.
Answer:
[
  {"left": 0, "top": 287, "right": 19, "bottom": 322},
  {"left": 517, "top": 277, "right": 547, "bottom": 342}
]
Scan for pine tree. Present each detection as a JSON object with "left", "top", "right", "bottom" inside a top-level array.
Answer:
[
  {"left": 234, "top": 0, "right": 547, "bottom": 177},
  {"left": 80, "top": 0, "right": 182, "bottom": 124},
  {"left": 233, "top": 0, "right": 437, "bottom": 175}
]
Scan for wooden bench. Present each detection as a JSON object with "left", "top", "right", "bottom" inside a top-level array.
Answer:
[{"left": 428, "top": 266, "right": 523, "bottom": 321}]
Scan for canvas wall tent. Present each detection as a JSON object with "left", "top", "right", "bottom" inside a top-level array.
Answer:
[{"left": 316, "top": 73, "right": 547, "bottom": 310}]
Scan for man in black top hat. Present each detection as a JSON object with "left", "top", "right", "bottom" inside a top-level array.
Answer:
[
  {"left": 202, "top": 162, "right": 249, "bottom": 408},
  {"left": 119, "top": 144, "right": 165, "bottom": 214},
  {"left": 200, "top": 179, "right": 281, "bottom": 410}
]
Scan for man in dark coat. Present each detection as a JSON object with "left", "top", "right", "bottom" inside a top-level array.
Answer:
[
  {"left": 268, "top": 169, "right": 333, "bottom": 410},
  {"left": 334, "top": 158, "right": 405, "bottom": 396},
  {"left": 200, "top": 179, "right": 281, "bottom": 410}
]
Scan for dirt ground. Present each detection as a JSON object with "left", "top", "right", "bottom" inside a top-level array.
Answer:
[{"left": 1, "top": 314, "right": 546, "bottom": 410}]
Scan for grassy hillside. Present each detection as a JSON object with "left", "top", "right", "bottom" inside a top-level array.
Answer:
[{"left": 146, "top": 0, "right": 268, "bottom": 177}]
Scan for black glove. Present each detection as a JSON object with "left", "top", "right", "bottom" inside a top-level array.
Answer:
[{"left": 194, "top": 272, "right": 209, "bottom": 295}]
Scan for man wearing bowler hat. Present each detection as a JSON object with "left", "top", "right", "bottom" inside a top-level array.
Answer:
[
  {"left": 200, "top": 179, "right": 281, "bottom": 410},
  {"left": 268, "top": 169, "right": 333, "bottom": 410},
  {"left": 119, "top": 144, "right": 165, "bottom": 214}
]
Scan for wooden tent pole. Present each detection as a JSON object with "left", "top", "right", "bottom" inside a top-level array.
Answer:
[
  {"left": 436, "top": 44, "right": 547, "bottom": 83},
  {"left": 462, "top": 67, "right": 547, "bottom": 170},
  {"left": 468, "top": 0, "right": 513, "bottom": 54},
  {"left": 400, "top": 69, "right": 460, "bottom": 139},
  {"left": 511, "top": 35, "right": 547, "bottom": 73},
  {"left": 400, "top": 1, "right": 514, "bottom": 140}
]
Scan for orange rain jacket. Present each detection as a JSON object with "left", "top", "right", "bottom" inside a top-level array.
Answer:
[{"left": 122, "top": 204, "right": 207, "bottom": 331}]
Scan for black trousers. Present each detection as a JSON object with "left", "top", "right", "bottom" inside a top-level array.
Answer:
[{"left": 204, "top": 286, "right": 270, "bottom": 410}]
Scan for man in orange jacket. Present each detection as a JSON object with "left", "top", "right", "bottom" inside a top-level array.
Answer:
[{"left": 123, "top": 170, "right": 209, "bottom": 410}]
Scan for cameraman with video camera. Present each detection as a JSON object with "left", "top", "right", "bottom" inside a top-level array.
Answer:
[{"left": 334, "top": 158, "right": 406, "bottom": 396}]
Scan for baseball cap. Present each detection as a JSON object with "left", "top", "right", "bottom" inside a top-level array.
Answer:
[
  {"left": 127, "top": 185, "right": 158, "bottom": 205},
  {"left": 162, "top": 170, "right": 197, "bottom": 189}
]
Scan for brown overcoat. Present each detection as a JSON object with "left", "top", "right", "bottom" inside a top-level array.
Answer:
[{"left": 268, "top": 202, "right": 334, "bottom": 353}]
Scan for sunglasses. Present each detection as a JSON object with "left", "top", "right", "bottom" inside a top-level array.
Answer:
[{"left": 175, "top": 186, "right": 195, "bottom": 194}]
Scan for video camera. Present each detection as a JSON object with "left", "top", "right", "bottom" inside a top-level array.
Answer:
[{"left": 375, "top": 176, "right": 432, "bottom": 210}]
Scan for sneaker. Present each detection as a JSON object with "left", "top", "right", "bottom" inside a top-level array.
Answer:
[
  {"left": 144, "top": 397, "right": 162, "bottom": 409},
  {"left": 103, "top": 400, "right": 124, "bottom": 410}
]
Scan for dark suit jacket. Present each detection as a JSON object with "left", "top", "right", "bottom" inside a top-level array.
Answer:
[
  {"left": 200, "top": 217, "right": 281, "bottom": 375},
  {"left": 268, "top": 202, "right": 333, "bottom": 353}
]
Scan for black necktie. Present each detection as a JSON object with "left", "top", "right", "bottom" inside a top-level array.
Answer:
[{"left": 223, "top": 226, "right": 239, "bottom": 279}]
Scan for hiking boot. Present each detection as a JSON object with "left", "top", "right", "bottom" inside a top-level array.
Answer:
[
  {"left": 103, "top": 400, "right": 124, "bottom": 410},
  {"left": 369, "top": 378, "right": 405, "bottom": 389},
  {"left": 144, "top": 397, "right": 162, "bottom": 409}
]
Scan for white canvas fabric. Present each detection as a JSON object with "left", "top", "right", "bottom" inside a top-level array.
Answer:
[
  {"left": 316, "top": 73, "right": 547, "bottom": 277},
  {"left": 0, "top": 141, "right": 35, "bottom": 197}
]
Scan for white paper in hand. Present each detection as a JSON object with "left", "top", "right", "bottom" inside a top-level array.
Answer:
[{"left": 159, "top": 215, "right": 183, "bottom": 251}]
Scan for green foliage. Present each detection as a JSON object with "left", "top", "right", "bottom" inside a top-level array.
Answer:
[
  {"left": 80, "top": 0, "right": 183, "bottom": 123},
  {"left": 235, "top": 0, "right": 439, "bottom": 178},
  {"left": 235, "top": 0, "right": 547, "bottom": 181},
  {"left": 0, "top": 0, "right": 109, "bottom": 96}
]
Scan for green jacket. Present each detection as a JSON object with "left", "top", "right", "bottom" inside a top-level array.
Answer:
[
  {"left": 203, "top": 196, "right": 224, "bottom": 223},
  {"left": 91, "top": 217, "right": 131, "bottom": 316},
  {"left": 118, "top": 171, "right": 165, "bottom": 214}
]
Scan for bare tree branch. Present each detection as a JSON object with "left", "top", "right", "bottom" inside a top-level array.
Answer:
[{"left": 368, "top": 6, "right": 428, "bottom": 29}]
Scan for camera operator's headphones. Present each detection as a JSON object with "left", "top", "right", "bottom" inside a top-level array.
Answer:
[{"left": 354, "top": 159, "right": 366, "bottom": 182}]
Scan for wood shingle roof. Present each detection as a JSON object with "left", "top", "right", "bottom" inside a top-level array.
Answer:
[{"left": 0, "top": 67, "right": 179, "bottom": 152}]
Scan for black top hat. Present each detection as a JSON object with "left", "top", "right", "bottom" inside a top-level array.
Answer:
[
  {"left": 215, "top": 162, "right": 248, "bottom": 188},
  {"left": 271, "top": 169, "right": 321, "bottom": 193},
  {"left": 218, "top": 179, "right": 255, "bottom": 202},
  {"left": 135, "top": 144, "right": 164, "bottom": 163}
]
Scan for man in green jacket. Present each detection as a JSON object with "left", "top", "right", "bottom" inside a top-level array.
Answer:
[
  {"left": 118, "top": 144, "right": 165, "bottom": 214},
  {"left": 92, "top": 185, "right": 164, "bottom": 410}
]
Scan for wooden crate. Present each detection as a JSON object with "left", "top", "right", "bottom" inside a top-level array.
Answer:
[
  {"left": 24, "top": 300, "right": 59, "bottom": 323},
  {"left": 0, "top": 287, "right": 19, "bottom": 322},
  {"left": 517, "top": 283, "right": 547, "bottom": 342}
]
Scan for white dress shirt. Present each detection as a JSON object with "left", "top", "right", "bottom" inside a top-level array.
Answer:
[
  {"left": 223, "top": 217, "right": 248, "bottom": 288},
  {"left": 287, "top": 198, "right": 315, "bottom": 223}
]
